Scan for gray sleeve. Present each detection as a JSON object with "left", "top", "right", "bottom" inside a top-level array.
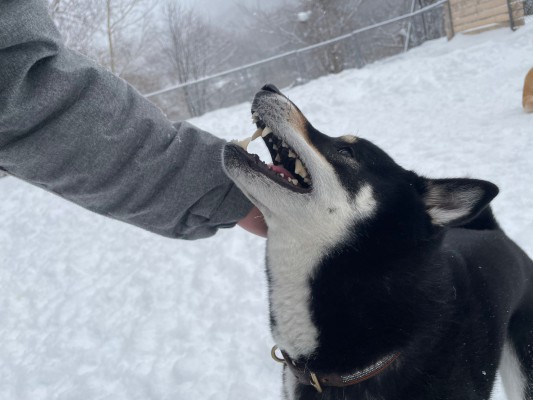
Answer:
[{"left": 0, "top": 0, "right": 253, "bottom": 239}]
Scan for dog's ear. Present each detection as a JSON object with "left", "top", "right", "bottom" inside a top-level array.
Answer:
[{"left": 422, "top": 178, "right": 499, "bottom": 227}]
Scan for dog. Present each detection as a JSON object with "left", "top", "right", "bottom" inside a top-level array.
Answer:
[
  {"left": 524, "top": 67, "right": 533, "bottom": 113},
  {"left": 222, "top": 84, "right": 533, "bottom": 400}
]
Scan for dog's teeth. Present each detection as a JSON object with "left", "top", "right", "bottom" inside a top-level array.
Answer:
[
  {"left": 275, "top": 154, "right": 281, "bottom": 163},
  {"left": 288, "top": 150, "right": 296, "bottom": 158},
  {"left": 251, "top": 128, "right": 263, "bottom": 141},
  {"left": 294, "top": 159, "right": 307, "bottom": 177},
  {"left": 291, "top": 179, "right": 298, "bottom": 185},
  {"left": 294, "top": 159, "right": 302, "bottom": 172},
  {"left": 281, "top": 142, "right": 288, "bottom": 148},
  {"left": 262, "top": 127, "right": 272, "bottom": 137},
  {"left": 272, "top": 144, "right": 278, "bottom": 151},
  {"left": 304, "top": 177, "right": 311, "bottom": 183},
  {"left": 280, "top": 173, "right": 285, "bottom": 178}
]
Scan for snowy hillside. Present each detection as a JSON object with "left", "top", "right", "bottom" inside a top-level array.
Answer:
[{"left": 2, "top": 24, "right": 532, "bottom": 399}]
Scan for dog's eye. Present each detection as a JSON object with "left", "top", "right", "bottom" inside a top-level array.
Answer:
[{"left": 338, "top": 147, "right": 354, "bottom": 158}]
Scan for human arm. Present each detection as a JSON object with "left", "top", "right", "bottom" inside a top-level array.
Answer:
[
  {"left": 0, "top": 0, "right": 258, "bottom": 240},
  {"left": 237, "top": 206, "right": 268, "bottom": 238}
]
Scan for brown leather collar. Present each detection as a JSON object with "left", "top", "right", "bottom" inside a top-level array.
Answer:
[{"left": 271, "top": 345, "right": 401, "bottom": 393}]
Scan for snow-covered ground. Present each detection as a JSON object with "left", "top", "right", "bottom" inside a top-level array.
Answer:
[{"left": 2, "top": 24, "right": 532, "bottom": 400}]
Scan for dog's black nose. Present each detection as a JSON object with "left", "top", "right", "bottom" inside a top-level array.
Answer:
[{"left": 261, "top": 84, "right": 282, "bottom": 95}]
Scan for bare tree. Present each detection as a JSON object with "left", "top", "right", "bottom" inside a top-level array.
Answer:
[
  {"left": 236, "top": 1, "right": 303, "bottom": 55},
  {"left": 48, "top": 0, "right": 103, "bottom": 59},
  {"left": 238, "top": 0, "right": 364, "bottom": 74},
  {"left": 162, "top": 2, "right": 235, "bottom": 117},
  {"left": 102, "top": 0, "right": 156, "bottom": 75},
  {"left": 294, "top": 0, "right": 364, "bottom": 73},
  {"left": 48, "top": 0, "right": 167, "bottom": 94}
]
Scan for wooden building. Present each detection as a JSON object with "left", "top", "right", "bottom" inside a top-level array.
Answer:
[{"left": 446, "top": 0, "right": 526, "bottom": 36}]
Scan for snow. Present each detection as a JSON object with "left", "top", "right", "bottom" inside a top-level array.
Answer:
[
  {"left": 2, "top": 24, "right": 533, "bottom": 400},
  {"left": 297, "top": 11, "right": 312, "bottom": 22}
]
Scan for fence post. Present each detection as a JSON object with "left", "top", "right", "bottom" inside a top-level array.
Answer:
[
  {"left": 506, "top": 0, "right": 516, "bottom": 30},
  {"left": 445, "top": 0, "right": 455, "bottom": 40},
  {"left": 418, "top": 0, "right": 429, "bottom": 40},
  {"left": 404, "top": 0, "right": 417, "bottom": 52},
  {"left": 294, "top": 50, "right": 305, "bottom": 83}
]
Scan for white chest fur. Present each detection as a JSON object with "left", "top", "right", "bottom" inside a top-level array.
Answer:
[{"left": 266, "top": 232, "right": 324, "bottom": 358}]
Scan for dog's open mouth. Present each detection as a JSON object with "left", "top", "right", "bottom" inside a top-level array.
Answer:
[{"left": 230, "top": 112, "right": 313, "bottom": 193}]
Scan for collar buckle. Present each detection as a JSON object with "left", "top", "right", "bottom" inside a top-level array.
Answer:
[{"left": 309, "top": 372, "right": 323, "bottom": 393}]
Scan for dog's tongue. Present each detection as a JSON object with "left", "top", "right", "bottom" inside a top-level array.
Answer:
[{"left": 269, "top": 164, "right": 294, "bottom": 179}]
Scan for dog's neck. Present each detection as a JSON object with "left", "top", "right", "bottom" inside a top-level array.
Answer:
[
  {"left": 266, "top": 226, "right": 324, "bottom": 359},
  {"left": 265, "top": 222, "right": 439, "bottom": 364},
  {"left": 266, "top": 213, "right": 357, "bottom": 359},
  {"left": 264, "top": 184, "right": 378, "bottom": 359}
]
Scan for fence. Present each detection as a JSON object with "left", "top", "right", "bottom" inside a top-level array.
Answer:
[{"left": 145, "top": 0, "right": 449, "bottom": 121}]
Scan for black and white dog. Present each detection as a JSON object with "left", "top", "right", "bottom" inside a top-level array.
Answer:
[{"left": 222, "top": 84, "right": 533, "bottom": 400}]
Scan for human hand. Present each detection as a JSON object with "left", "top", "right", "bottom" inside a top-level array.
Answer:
[{"left": 237, "top": 206, "right": 267, "bottom": 238}]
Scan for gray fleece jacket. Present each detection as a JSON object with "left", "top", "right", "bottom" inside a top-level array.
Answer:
[{"left": 0, "top": 0, "right": 253, "bottom": 239}]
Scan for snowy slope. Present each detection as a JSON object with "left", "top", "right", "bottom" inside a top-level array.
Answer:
[{"left": 2, "top": 24, "right": 533, "bottom": 400}]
